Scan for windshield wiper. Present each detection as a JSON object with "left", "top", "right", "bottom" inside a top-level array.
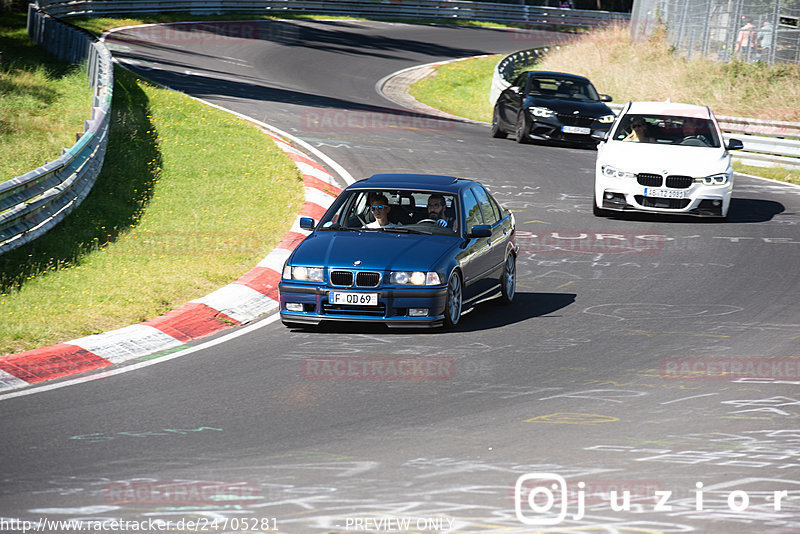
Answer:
[
  {"left": 379, "top": 227, "right": 432, "bottom": 235},
  {"left": 319, "top": 224, "right": 362, "bottom": 232}
]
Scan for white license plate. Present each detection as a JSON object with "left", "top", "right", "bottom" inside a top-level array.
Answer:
[
  {"left": 329, "top": 292, "right": 378, "bottom": 306},
  {"left": 562, "top": 125, "right": 591, "bottom": 135},
  {"left": 644, "top": 188, "right": 685, "bottom": 199}
]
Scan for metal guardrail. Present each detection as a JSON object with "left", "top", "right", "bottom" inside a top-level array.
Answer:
[
  {"left": 490, "top": 47, "right": 800, "bottom": 169},
  {"left": 35, "top": 0, "right": 629, "bottom": 28},
  {"left": 0, "top": 5, "right": 113, "bottom": 255}
]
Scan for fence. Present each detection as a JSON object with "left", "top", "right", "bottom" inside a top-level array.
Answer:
[
  {"left": 490, "top": 46, "right": 800, "bottom": 169},
  {"left": 631, "top": 0, "right": 800, "bottom": 65},
  {"left": 0, "top": 5, "right": 113, "bottom": 256}
]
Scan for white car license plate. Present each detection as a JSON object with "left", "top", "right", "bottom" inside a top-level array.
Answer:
[
  {"left": 562, "top": 125, "right": 590, "bottom": 135},
  {"left": 329, "top": 291, "right": 378, "bottom": 306},
  {"left": 644, "top": 188, "right": 685, "bottom": 199}
]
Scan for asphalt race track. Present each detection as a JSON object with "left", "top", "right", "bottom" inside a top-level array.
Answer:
[{"left": 2, "top": 20, "right": 800, "bottom": 533}]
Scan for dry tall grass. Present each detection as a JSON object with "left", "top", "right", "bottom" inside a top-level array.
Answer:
[{"left": 534, "top": 25, "right": 800, "bottom": 121}]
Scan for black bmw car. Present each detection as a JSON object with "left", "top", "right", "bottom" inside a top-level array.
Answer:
[{"left": 491, "top": 70, "right": 615, "bottom": 147}]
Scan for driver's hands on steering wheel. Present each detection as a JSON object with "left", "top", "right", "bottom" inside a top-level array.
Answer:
[{"left": 436, "top": 218, "right": 448, "bottom": 227}]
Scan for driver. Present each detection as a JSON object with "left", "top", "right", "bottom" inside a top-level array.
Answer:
[
  {"left": 425, "top": 193, "right": 455, "bottom": 229},
  {"left": 678, "top": 118, "right": 711, "bottom": 145}
]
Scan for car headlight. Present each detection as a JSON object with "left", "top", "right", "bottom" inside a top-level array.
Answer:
[
  {"left": 389, "top": 271, "right": 442, "bottom": 285},
  {"left": 529, "top": 106, "right": 555, "bottom": 118},
  {"left": 601, "top": 165, "right": 636, "bottom": 180},
  {"left": 696, "top": 172, "right": 732, "bottom": 185},
  {"left": 598, "top": 114, "right": 616, "bottom": 124},
  {"left": 283, "top": 265, "right": 324, "bottom": 282}
]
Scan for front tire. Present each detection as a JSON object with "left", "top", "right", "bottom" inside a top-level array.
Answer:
[
  {"left": 515, "top": 113, "right": 529, "bottom": 144},
  {"left": 443, "top": 271, "right": 463, "bottom": 329},
  {"left": 497, "top": 253, "right": 516, "bottom": 305},
  {"left": 593, "top": 199, "right": 609, "bottom": 217},
  {"left": 491, "top": 106, "right": 507, "bottom": 138}
]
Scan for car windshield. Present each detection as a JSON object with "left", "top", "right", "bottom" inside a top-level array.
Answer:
[
  {"left": 317, "top": 189, "right": 460, "bottom": 236},
  {"left": 527, "top": 75, "right": 601, "bottom": 101},
  {"left": 613, "top": 114, "right": 722, "bottom": 148}
]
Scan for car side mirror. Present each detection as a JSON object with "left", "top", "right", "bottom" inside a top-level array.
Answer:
[
  {"left": 599, "top": 94, "right": 612, "bottom": 102},
  {"left": 469, "top": 225, "right": 492, "bottom": 238},
  {"left": 726, "top": 138, "right": 744, "bottom": 151},
  {"left": 591, "top": 129, "right": 609, "bottom": 141},
  {"left": 299, "top": 217, "right": 316, "bottom": 230},
  {"left": 509, "top": 86, "right": 521, "bottom": 95}
]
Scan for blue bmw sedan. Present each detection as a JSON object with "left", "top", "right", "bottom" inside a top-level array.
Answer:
[{"left": 279, "top": 174, "right": 517, "bottom": 329}]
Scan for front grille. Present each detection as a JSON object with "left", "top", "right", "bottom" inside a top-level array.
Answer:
[
  {"left": 556, "top": 113, "right": 594, "bottom": 127},
  {"left": 356, "top": 271, "right": 381, "bottom": 287},
  {"left": 330, "top": 270, "right": 381, "bottom": 287},
  {"left": 634, "top": 196, "right": 692, "bottom": 209},
  {"left": 666, "top": 175, "right": 693, "bottom": 189},
  {"left": 637, "top": 173, "right": 662, "bottom": 187},
  {"left": 330, "top": 270, "right": 353, "bottom": 286}
]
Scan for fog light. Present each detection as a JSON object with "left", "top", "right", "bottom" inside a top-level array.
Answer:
[
  {"left": 712, "top": 200, "right": 721, "bottom": 206},
  {"left": 605, "top": 192, "right": 614, "bottom": 200},
  {"left": 285, "top": 302, "right": 303, "bottom": 312},
  {"left": 408, "top": 308, "right": 429, "bottom": 317}
]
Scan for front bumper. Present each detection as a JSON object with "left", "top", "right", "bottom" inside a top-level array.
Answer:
[
  {"left": 278, "top": 282, "right": 449, "bottom": 328},
  {"left": 526, "top": 118, "right": 609, "bottom": 144},
  {"left": 595, "top": 175, "right": 732, "bottom": 217}
]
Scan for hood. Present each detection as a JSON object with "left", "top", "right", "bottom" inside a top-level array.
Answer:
[
  {"left": 525, "top": 96, "right": 612, "bottom": 117},
  {"left": 289, "top": 231, "right": 457, "bottom": 271},
  {"left": 599, "top": 141, "right": 731, "bottom": 177}
]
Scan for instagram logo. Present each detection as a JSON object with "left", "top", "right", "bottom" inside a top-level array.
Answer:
[{"left": 514, "top": 473, "right": 569, "bottom": 525}]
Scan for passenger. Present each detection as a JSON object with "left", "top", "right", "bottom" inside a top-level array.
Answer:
[
  {"left": 624, "top": 118, "right": 655, "bottom": 143},
  {"left": 365, "top": 194, "right": 396, "bottom": 229}
]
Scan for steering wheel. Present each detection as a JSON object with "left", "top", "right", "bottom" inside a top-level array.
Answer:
[
  {"left": 417, "top": 218, "right": 450, "bottom": 228},
  {"left": 678, "top": 135, "right": 709, "bottom": 147}
]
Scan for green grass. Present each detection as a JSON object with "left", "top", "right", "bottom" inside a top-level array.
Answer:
[
  {"left": 408, "top": 55, "right": 498, "bottom": 123},
  {"left": 0, "top": 12, "right": 95, "bottom": 177},
  {"left": 0, "top": 19, "right": 303, "bottom": 355},
  {"left": 733, "top": 162, "right": 800, "bottom": 186}
]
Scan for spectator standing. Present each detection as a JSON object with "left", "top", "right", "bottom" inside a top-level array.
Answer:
[
  {"left": 735, "top": 17, "right": 757, "bottom": 60},
  {"left": 758, "top": 19, "right": 774, "bottom": 62}
]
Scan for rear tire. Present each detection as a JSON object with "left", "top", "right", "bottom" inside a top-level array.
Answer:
[{"left": 497, "top": 254, "right": 516, "bottom": 305}]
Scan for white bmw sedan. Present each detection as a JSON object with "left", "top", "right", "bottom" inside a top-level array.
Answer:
[{"left": 593, "top": 101, "right": 743, "bottom": 219}]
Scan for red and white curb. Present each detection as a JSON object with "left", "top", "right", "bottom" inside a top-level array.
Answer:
[{"left": 0, "top": 133, "right": 341, "bottom": 392}]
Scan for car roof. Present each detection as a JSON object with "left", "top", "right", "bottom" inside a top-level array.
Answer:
[
  {"left": 626, "top": 101, "right": 713, "bottom": 119},
  {"left": 525, "top": 70, "right": 591, "bottom": 83},
  {"left": 349, "top": 173, "right": 477, "bottom": 193}
]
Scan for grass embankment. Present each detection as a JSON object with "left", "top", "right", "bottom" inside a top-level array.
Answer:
[
  {"left": 410, "top": 25, "right": 800, "bottom": 185},
  {"left": 0, "top": 15, "right": 303, "bottom": 355},
  {"left": 0, "top": 12, "right": 94, "bottom": 177}
]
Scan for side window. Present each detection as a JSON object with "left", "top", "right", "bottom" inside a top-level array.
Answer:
[
  {"left": 488, "top": 193, "right": 504, "bottom": 221},
  {"left": 513, "top": 73, "right": 527, "bottom": 88},
  {"left": 462, "top": 189, "right": 484, "bottom": 234},
  {"left": 472, "top": 186, "right": 499, "bottom": 225}
]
